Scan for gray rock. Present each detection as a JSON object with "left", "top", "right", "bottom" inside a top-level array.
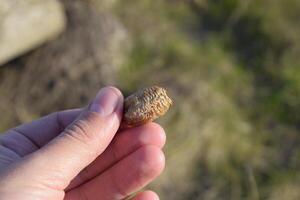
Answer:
[
  {"left": 0, "top": 0, "right": 129, "bottom": 128},
  {"left": 0, "top": 0, "right": 66, "bottom": 66}
]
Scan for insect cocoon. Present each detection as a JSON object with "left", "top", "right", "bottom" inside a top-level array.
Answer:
[{"left": 123, "top": 86, "right": 172, "bottom": 127}]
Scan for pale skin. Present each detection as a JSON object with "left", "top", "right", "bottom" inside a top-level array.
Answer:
[{"left": 0, "top": 87, "right": 166, "bottom": 200}]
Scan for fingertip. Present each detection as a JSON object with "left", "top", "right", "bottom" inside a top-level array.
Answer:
[
  {"left": 105, "top": 86, "right": 124, "bottom": 121},
  {"left": 105, "top": 86, "right": 124, "bottom": 100},
  {"left": 144, "top": 123, "right": 166, "bottom": 148},
  {"left": 91, "top": 86, "right": 124, "bottom": 122},
  {"left": 117, "top": 122, "right": 166, "bottom": 149},
  {"left": 137, "top": 145, "right": 165, "bottom": 177},
  {"left": 133, "top": 190, "right": 159, "bottom": 200}
]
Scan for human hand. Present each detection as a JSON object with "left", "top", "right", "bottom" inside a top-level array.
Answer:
[{"left": 0, "top": 87, "right": 166, "bottom": 200}]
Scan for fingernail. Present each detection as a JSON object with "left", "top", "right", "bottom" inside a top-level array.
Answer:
[{"left": 89, "top": 87, "right": 121, "bottom": 117}]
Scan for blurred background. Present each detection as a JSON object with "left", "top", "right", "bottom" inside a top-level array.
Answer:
[{"left": 1, "top": 0, "right": 300, "bottom": 199}]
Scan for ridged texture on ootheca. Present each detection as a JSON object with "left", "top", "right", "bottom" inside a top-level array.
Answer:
[{"left": 123, "top": 86, "right": 172, "bottom": 127}]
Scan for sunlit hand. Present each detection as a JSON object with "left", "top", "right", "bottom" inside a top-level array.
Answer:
[{"left": 0, "top": 87, "right": 165, "bottom": 200}]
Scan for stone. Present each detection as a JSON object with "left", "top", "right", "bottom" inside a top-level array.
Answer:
[
  {"left": 0, "top": 0, "right": 66, "bottom": 66},
  {"left": 0, "top": 0, "right": 129, "bottom": 127}
]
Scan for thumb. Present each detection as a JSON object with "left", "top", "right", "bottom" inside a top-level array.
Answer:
[{"left": 23, "top": 87, "right": 123, "bottom": 188}]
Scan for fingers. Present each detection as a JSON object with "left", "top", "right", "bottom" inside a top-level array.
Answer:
[
  {"left": 132, "top": 191, "right": 159, "bottom": 200},
  {"left": 13, "top": 87, "right": 123, "bottom": 189},
  {"left": 0, "top": 109, "right": 82, "bottom": 156},
  {"left": 67, "top": 123, "right": 166, "bottom": 190},
  {"left": 64, "top": 146, "right": 165, "bottom": 200}
]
